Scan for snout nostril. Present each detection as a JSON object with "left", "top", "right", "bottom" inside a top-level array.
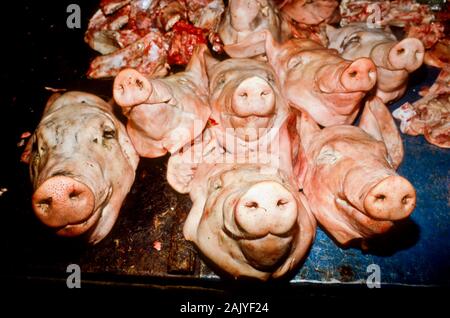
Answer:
[
  {"left": 69, "top": 191, "right": 80, "bottom": 199},
  {"left": 277, "top": 199, "right": 288, "bottom": 207},
  {"left": 37, "top": 197, "right": 52, "bottom": 212},
  {"left": 39, "top": 197, "right": 52, "bottom": 205},
  {"left": 375, "top": 194, "right": 386, "bottom": 201},
  {"left": 245, "top": 201, "right": 258, "bottom": 209},
  {"left": 348, "top": 71, "right": 357, "bottom": 78},
  {"left": 397, "top": 48, "right": 405, "bottom": 55}
]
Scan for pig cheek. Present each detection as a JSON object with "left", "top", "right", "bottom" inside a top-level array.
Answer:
[{"left": 129, "top": 104, "right": 173, "bottom": 140}]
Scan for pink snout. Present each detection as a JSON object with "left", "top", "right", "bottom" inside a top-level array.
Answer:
[
  {"left": 340, "top": 58, "right": 377, "bottom": 92},
  {"left": 234, "top": 181, "right": 298, "bottom": 238},
  {"left": 364, "top": 176, "right": 416, "bottom": 221},
  {"left": 113, "top": 68, "right": 152, "bottom": 108},
  {"left": 388, "top": 38, "right": 424, "bottom": 73},
  {"left": 32, "top": 176, "right": 95, "bottom": 232},
  {"left": 231, "top": 76, "right": 275, "bottom": 117}
]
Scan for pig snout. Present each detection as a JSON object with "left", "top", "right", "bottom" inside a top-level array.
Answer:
[
  {"left": 231, "top": 76, "right": 275, "bottom": 117},
  {"left": 388, "top": 38, "right": 424, "bottom": 73},
  {"left": 364, "top": 176, "right": 416, "bottom": 221},
  {"left": 317, "top": 58, "right": 376, "bottom": 93},
  {"left": 32, "top": 176, "right": 95, "bottom": 232},
  {"left": 113, "top": 68, "right": 152, "bottom": 107},
  {"left": 234, "top": 181, "right": 298, "bottom": 238},
  {"left": 340, "top": 58, "right": 377, "bottom": 92}
]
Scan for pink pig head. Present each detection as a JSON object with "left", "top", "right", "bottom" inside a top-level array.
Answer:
[
  {"left": 327, "top": 24, "right": 425, "bottom": 103},
  {"left": 113, "top": 44, "right": 211, "bottom": 158},
  {"left": 297, "top": 97, "right": 416, "bottom": 247},
  {"left": 264, "top": 31, "right": 377, "bottom": 126}
]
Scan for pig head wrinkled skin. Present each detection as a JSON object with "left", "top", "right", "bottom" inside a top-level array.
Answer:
[
  {"left": 279, "top": 0, "right": 340, "bottom": 25},
  {"left": 167, "top": 112, "right": 301, "bottom": 195},
  {"left": 183, "top": 163, "right": 316, "bottom": 280},
  {"left": 297, "top": 97, "right": 416, "bottom": 247},
  {"left": 218, "top": 0, "right": 290, "bottom": 58},
  {"left": 264, "top": 31, "right": 377, "bottom": 126},
  {"left": 24, "top": 91, "right": 139, "bottom": 244},
  {"left": 327, "top": 24, "right": 425, "bottom": 103},
  {"left": 113, "top": 44, "right": 211, "bottom": 158},
  {"left": 166, "top": 111, "right": 313, "bottom": 280},
  {"left": 206, "top": 56, "right": 291, "bottom": 147}
]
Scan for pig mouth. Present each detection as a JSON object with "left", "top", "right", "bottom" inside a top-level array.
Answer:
[
  {"left": 376, "top": 67, "right": 409, "bottom": 89},
  {"left": 238, "top": 234, "right": 294, "bottom": 271},
  {"left": 319, "top": 91, "right": 365, "bottom": 114},
  {"left": 335, "top": 197, "right": 394, "bottom": 236}
]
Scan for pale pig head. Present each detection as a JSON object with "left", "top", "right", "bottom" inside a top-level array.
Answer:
[
  {"left": 280, "top": 0, "right": 340, "bottom": 25},
  {"left": 218, "top": 0, "right": 290, "bottom": 58},
  {"left": 265, "top": 31, "right": 377, "bottom": 126},
  {"left": 327, "top": 24, "right": 425, "bottom": 103},
  {"left": 207, "top": 57, "right": 290, "bottom": 143},
  {"left": 184, "top": 164, "right": 316, "bottom": 280},
  {"left": 298, "top": 97, "right": 416, "bottom": 246},
  {"left": 25, "top": 92, "right": 139, "bottom": 244},
  {"left": 113, "top": 44, "right": 211, "bottom": 158}
]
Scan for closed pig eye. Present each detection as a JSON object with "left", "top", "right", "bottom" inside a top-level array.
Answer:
[
  {"left": 287, "top": 56, "right": 303, "bottom": 69},
  {"left": 342, "top": 35, "right": 361, "bottom": 50}
]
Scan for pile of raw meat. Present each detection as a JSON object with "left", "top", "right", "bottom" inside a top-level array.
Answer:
[{"left": 23, "top": 0, "right": 449, "bottom": 280}]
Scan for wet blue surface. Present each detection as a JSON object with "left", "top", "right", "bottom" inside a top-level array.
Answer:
[{"left": 294, "top": 66, "right": 450, "bottom": 286}]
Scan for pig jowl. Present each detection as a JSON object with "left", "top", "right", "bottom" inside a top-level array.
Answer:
[{"left": 24, "top": 91, "right": 139, "bottom": 244}]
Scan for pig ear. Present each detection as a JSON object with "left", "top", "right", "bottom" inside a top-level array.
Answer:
[
  {"left": 359, "top": 97, "right": 404, "bottom": 168},
  {"left": 297, "top": 111, "right": 320, "bottom": 151},
  {"left": 264, "top": 30, "right": 280, "bottom": 64},
  {"left": 223, "top": 31, "right": 267, "bottom": 58},
  {"left": 185, "top": 44, "right": 210, "bottom": 90},
  {"left": 20, "top": 135, "right": 35, "bottom": 164},
  {"left": 42, "top": 93, "right": 62, "bottom": 114}
]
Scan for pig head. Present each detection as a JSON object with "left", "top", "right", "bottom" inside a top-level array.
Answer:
[
  {"left": 327, "top": 24, "right": 425, "bottom": 103},
  {"left": 25, "top": 91, "right": 139, "bottom": 244},
  {"left": 297, "top": 97, "right": 416, "bottom": 246},
  {"left": 264, "top": 31, "right": 377, "bottom": 126},
  {"left": 218, "top": 0, "right": 290, "bottom": 58},
  {"left": 280, "top": 0, "right": 340, "bottom": 25},
  {"left": 206, "top": 57, "right": 291, "bottom": 149},
  {"left": 183, "top": 163, "right": 316, "bottom": 280},
  {"left": 113, "top": 44, "right": 211, "bottom": 158}
]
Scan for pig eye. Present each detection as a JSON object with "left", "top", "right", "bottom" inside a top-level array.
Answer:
[
  {"left": 245, "top": 201, "right": 259, "bottom": 209},
  {"left": 216, "top": 75, "right": 226, "bottom": 87},
  {"left": 343, "top": 35, "right": 361, "bottom": 50},
  {"left": 213, "top": 181, "right": 222, "bottom": 190},
  {"left": 102, "top": 126, "right": 116, "bottom": 139},
  {"left": 287, "top": 56, "right": 303, "bottom": 69}
]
